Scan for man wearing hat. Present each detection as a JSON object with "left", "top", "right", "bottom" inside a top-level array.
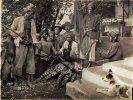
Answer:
[
  {"left": 60, "top": 21, "right": 75, "bottom": 48},
  {"left": 80, "top": 1, "right": 101, "bottom": 67},
  {"left": 54, "top": 25, "right": 62, "bottom": 38},
  {"left": 10, "top": 3, "right": 38, "bottom": 89}
]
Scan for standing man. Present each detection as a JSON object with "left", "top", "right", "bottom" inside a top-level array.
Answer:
[
  {"left": 10, "top": 3, "right": 38, "bottom": 89},
  {"left": 80, "top": 1, "right": 101, "bottom": 67}
]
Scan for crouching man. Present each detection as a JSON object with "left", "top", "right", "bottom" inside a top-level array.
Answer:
[
  {"left": 1, "top": 32, "right": 15, "bottom": 86},
  {"left": 10, "top": 3, "right": 38, "bottom": 90}
]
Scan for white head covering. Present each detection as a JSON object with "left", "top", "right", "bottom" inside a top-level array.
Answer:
[{"left": 23, "top": 3, "right": 35, "bottom": 13}]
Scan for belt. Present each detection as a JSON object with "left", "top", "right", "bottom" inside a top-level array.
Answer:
[{"left": 19, "top": 40, "right": 32, "bottom": 47}]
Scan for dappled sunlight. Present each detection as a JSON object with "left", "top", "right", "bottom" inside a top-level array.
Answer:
[
  {"left": 82, "top": 69, "right": 109, "bottom": 88},
  {"left": 103, "top": 60, "right": 133, "bottom": 80}
]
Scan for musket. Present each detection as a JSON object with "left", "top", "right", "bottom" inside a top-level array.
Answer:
[
  {"left": 2, "top": 24, "right": 33, "bottom": 44},
  {"left": 82, "top": 15, "right": 104, "bottom": 39},
  {"left": 82, "top": 27, "right": 95, "bottom": 38}
]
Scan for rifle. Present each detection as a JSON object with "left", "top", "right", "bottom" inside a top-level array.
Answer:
[
  {"left": 2, "top": 24, "right": 33, "bottom": 46},
  {"left": 82, "top": 16, "right": 104, "bottom": 39},
  {"left": 83, "top": 28, "right": 95, "bottom": 38}
]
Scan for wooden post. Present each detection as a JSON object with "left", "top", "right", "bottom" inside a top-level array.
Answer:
[{"left": 122, "top": 1, "right": 125, "bottom": 37}]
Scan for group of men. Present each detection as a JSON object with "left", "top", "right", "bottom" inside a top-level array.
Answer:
[
  {"left": 1, "top": 3, "right": 81, "bottom": 90},
  {"left": 1, "top": 2, "right": 123, "bottom": 90}
]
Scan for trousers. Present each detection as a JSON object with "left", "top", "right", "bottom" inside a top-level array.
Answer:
[{"left": 12, "top": 44, "right": 35, "bottom": 76}]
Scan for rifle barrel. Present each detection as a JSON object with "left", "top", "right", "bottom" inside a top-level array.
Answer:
[{"left": 2, "top": 24, "right": 32, "bottom": 44}]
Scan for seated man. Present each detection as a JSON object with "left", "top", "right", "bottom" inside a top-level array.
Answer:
[{"left": 95, "top": 32, "right": 123, "bottom": 65}]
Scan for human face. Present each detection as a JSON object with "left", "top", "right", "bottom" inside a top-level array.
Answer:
[
  {"left": 2, "top": 35, "right": 9, "bottom": 44},
  {"left": 87, "top": 6, "right": 92, "bottom": 14},
  {"left": 67, "top": 35, "right": 72, "bottom": 43},
  {"left": 108, "top": 32, "right": 116, "bottom": 42},
  {"left": 87, "top": 2, "right": 93, "bottom": 14},
  {"left": 65, "top": 25, "right": 71, "bottom": 32},
  {"left": 49, "top": 33, "right": 54, "bottom": 40},
  {"left": 42, "top": 33, "right": 48, "bottom": 40},
  {"left": 54, "top": 27, "right": 60, "bottom": 35},
  {"left": 2, "top": 36, "right": 7, "bottom": 40},
  {"left": 26, "top": 10, "right": 34, "bottom": 19}
]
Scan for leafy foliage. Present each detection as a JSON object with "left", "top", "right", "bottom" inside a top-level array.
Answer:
[{"left": 2, "top": 0, "right": 72, "bottom": 33}]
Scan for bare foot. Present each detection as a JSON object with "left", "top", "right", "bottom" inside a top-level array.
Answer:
[
  {"left": 78, "top": 79, "right": 82, "bottom": 84},
  {"left": 31, "top": 76, "right": 35, "bottom": 82},
  {"left": 27, "top": 82, "right": 35, "bottom": 88}
]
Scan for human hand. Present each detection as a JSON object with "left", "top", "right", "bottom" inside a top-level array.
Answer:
[
  {"left": 19, "top": 32, "right": 25, "bottom": 39},
  {"left": 34, "top": 42, "right": 40, "bottom": 47},
  {"left": 7, "top": 57, "right": 14, "bottom": 64},
  {"left": 57, "top": 51, "right": 62, "bottom": 55}
]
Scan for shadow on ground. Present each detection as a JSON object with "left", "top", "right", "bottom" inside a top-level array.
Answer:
[{"left": 1, "top": 79, "right": 72, "bottom": 99}]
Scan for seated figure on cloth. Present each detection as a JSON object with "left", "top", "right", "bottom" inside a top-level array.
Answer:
[{"left": 95, "top": 31, "right": 123, "bottom": 65}]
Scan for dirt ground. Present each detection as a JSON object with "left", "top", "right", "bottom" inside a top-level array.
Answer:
[{"left": 1, "top": 78, "right": 72, "bottom": 99}]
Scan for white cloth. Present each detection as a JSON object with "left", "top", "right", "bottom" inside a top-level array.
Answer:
[
  {"left": 80, "top": 39, "right": 97, "bottom": 62},
  {"left": 89, "top": 41, "right": 97, "bottom": 62},
  {"left": 60, "top": 41, "right": 79, "bottom": 58},
  {"left": 30, "top": 19, "right": 38, "bottom": 44}
]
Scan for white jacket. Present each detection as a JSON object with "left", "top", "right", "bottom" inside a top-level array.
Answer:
[
  {"left": 10, "top": 16, "right": 38, "bottom": 46},
  {"left": 60, "top": 41, "right": 79, "bottom": 58}
]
